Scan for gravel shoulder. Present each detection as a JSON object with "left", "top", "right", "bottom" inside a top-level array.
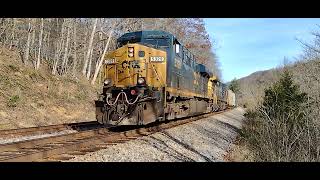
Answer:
[{"left": 67, "top": 108, "right": 246, "bottom": 162}]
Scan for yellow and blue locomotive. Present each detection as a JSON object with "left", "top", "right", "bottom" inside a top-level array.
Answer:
[{"left": 95, "top": 30, "right": 235, "bottom": 126}]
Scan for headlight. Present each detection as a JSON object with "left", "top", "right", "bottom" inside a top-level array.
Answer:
[
  {"left": 137, "top": 77, "right": 145, "bottom": 85},
  {"left": 104, "top": 79, "right": 111, "bottom": 85},
  {"left": 128, "top": 47, "right": 134, "bottom": 57}
]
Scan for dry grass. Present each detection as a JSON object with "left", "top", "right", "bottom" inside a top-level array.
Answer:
[
  {"left": 0, "top": 47, "right": 99, "bottom": 130},
  {"left": 224, "top": 137, "right": 254, "bottom": 162},
  {"left": 241, "top": 108, "right": 320, "bottom": 162}
]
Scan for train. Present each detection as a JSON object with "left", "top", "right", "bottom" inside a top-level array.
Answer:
[{"left": 95, "top": 30, "right": 236, "bottom": 126}]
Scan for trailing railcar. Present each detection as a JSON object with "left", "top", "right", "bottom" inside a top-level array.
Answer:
[
  {"left": 95, "top": 30, "right": 235, "bottom": 126},
  {"left": 227, "top": 90, "right": 236, "bottom": 107}
]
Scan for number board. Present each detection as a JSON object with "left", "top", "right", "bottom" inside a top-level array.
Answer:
[
  {"left": 105, "top": 59, "right": 116, "bottom": 64},
  {"left": 150, "top": 56, "right": 165, "bottom": 62}
]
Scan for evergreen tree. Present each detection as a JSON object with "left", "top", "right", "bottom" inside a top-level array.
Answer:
[
  {"left": 241, "top": 70, "right": 313, "bottom": 161},
  {"left": 262, "top": 70, "right": 308, "bottom": 123},
  {"left": 229, "top": 78, "right": 240, "bottom": 93}
]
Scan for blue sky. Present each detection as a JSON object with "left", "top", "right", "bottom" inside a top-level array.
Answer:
[{"left": 204, "top": 18, "right": 320, "bottom": 82}]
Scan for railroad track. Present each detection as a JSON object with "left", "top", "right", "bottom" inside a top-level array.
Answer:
[
  {"left": 0, "top": 121, "right": 102, "bottom": 141},
  {"left": 0, "top": 109, "right": 231, "bottom": 162},
  {"left": 0, "top": 121, "right": 102, "bottom": 136}
]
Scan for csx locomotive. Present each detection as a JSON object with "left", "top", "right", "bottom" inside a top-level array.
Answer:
[{"left": 95, "top": 30, "right": 235, "bottom": 126}]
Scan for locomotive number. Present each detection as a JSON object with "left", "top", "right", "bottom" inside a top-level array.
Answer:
[
  {"left": 150, "top": 56, "right": 164, "bottom": 62},
  {"left": 105, "top": 58, "right": 116, "bottom": 64}
]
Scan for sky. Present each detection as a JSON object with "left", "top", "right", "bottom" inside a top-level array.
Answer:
[{"left": 204, "top": 18, "right": 320, "bottom": 82}]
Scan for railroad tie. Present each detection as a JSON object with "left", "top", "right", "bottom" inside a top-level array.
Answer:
[
  {"left": 44, "top": 154, "right": 75, "bottom": 161},
  {"left": 67, "top": 151, "right": 88, "bottom": 156}
]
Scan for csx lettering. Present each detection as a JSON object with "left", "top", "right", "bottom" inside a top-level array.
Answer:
[{"left": 121, "top": 60, "right": 140, "bottom": 69}]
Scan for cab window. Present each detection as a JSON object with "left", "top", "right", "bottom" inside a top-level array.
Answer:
[
  {"left": 143, "top": 38, "right": 169, "bottom": 47},
  {"left": 117, "top": 37, "right": 140, "bottom": 48}
]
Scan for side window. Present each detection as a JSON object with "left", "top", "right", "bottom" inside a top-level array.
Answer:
[
  {"left": 186, "top": 50, "right": 191, "bottom": 66},
  {"left": 175, "top": 43, "right": 180, "bottom": 54},
  {"left": 174, "top": 39, "right": 182, "bottom": 58},
  {"left": 191, "top": 55, "right": 195, "bottom": 68},
  {"left": 183, "top": 47, "right": 187, "bottom": 63}
]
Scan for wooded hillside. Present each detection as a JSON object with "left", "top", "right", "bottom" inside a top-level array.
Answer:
[
  {"left": 0, "top": 18, "right": 220, "bottom": 130},
  {"left": 0, "top": 18, "right": 221, "bottom": 83},
  {"left": 236, "top": 27, "right": 320, "bottom": 110},
  {"left": 235, "top": 27, "right": 320, "bottom": 162}
]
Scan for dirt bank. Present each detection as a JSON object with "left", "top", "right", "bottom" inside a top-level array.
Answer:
[{"left": 0, "top": 48, "right": 98, "bottom": 130}]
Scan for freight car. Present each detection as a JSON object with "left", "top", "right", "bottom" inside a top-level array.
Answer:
[{"left": 95, "top": 30, "right": 235, "bottom": 126}]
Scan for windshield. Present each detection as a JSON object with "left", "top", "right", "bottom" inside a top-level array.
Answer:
[
  {"left": 117, "top": 37, "right": 170, "bottom": 49},
  {"left": 141, "top": 38, "right": 170, "bottom": 48},
  {"left": 117, "top": 38, "right": 141, "bottom": 48}
]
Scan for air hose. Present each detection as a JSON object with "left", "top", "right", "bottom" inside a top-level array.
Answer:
[{"left": 105, "top": 92, "right": 143, "bottom": 106}]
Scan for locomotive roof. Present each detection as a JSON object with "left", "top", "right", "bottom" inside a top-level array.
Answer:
[
  {"left": 118, "top": 30, "right": 214, "bottom": 79},
  {"left": 117, "top": 30, "right": 175, "bottom": 42},
  {"left": 196, "top": 64, "right": 213, "bottom": 78}
]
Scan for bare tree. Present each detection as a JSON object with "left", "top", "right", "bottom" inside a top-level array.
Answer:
[
  {"left": 52, "top": 19, "right": 65, "bottom": 75},
  {"left": 0, "top": 18, "right": 221, "bottom": 83},
  {"left": 72, "top": 19, "right": 78, "bottom": 76},
  {"left": 9, "top": 18, "right": 16, "bottom": 50},
  {"left": 23, "top": 18, "right": 32, "bottom": 66},
  {"left": 82, "top": 18, "right": 98, "bottom": 76},
  {"left": 36, "top": 18, "right": 44, "bottom": 70},
  {"left": 86, "top": 47, "right": 93, "bottom": 79},
  {"left": 30, "top": 19, "right": 36, "bottom": 67},
  {"left": 91, "top": 22, "right": 116, "bottom": 84},
  {"left": 62, "top": 21, "right": 71, "bottom": 74}
]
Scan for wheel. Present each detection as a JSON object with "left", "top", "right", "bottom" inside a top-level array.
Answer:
[
  {"left": 136, "top": 103, "right": 144, "bottom": 125},
  {"left": 103, "top": 107, "right": 117, "bottom": 125}
]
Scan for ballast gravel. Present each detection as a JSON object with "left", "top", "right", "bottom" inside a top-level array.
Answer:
[{"left": 67, "top": 108, "right": 246, "bottom": 162}]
